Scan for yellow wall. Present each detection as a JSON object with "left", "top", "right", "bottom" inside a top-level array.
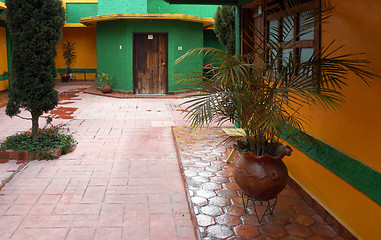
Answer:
[
  {"left": 56, "top": 26, "right": 97, "bottom": 79},
  {"left": 0, "top": 26, "right": 8, "bottom": 91},
  {"left": 0, "top": 79, "right": 8, "bottom": 90},
  {"left": 285, "top": 0, "right": 381, "bottom": 239}
]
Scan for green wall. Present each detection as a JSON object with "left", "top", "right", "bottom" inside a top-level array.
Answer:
[
  {"left": 148, "top": 0, "right": 218, "bottom": 18},
  {"left": 66, "top": 3, "right": 98, "bottom": 23},
  {"left": 97, "top": 19, "right": 203, "bottom": 93},
  {"left": 98, "top": 0, "right": 148, "bottom": 15},
  {"left": 97, "top": 0, "right": 218, "bottom": 17},
  {"left": 203, "top": 29, "right": 225, "bottom": 64}
]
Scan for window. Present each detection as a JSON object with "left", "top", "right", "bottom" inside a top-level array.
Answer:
[
  {"left": 242, "top": 0, "right": 320, "bottom": 72},
  {"left": 266, "top": 1, "right": 318, "bottom": 74}
]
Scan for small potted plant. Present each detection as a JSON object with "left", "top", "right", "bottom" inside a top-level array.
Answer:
[
  {"left": 97, "top": 73, "right": 114, "bottom": 93},
  {"left": 61, "top": 40, "right": 77, "bottom": 82}
]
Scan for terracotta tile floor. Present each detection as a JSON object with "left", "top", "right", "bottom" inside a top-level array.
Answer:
[
  {"left": 173, "top": 127, "right": 345, "bottom": 240},
  {"left": 0, "top": 83, "right": 195, "bottom": 239}
]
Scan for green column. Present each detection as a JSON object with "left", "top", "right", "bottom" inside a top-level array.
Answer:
[
  {"left": 234, "top": 5, "right": 241, "bottom": 128},
  {"left": 235, "top": 5, "right": 241, "bottom": 55}
]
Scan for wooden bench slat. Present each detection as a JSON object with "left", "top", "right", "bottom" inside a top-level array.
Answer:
[{"left": 222, "top": 128, "right": 246, "bottom": 164}]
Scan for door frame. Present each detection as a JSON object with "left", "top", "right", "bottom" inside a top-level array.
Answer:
[{"left": 133, "top": 32, "right": 169, "bottom": 94}]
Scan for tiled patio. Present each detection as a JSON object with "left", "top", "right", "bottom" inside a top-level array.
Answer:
[
  {"left": 0, "top": 82, "right": 348, "bottom": 239},
  {"left": 173, "top": 127, "right": 345, "bottom": 240}
]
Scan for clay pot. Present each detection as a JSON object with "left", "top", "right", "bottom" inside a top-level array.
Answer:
[
  {"left": 233, "top": 146, "right": 291, "bottom": 200},
  {"left": 101, "top": 85, "right": 112, "bottom": 93},
  {"left": 61, "top": 73, "right": 70, "bottom": 82}
]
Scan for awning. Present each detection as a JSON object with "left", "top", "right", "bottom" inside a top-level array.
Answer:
[{"left": 80, "top": 13, "right": 214, "bottom": 29}]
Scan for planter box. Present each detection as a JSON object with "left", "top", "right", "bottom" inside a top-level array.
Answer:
[{"left": 0, "top": 148, "right": 63, "bottom": 160}]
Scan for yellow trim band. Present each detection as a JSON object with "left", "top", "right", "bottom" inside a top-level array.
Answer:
[
  {"left": 81, "top": 13, "right": 214, "bottom": 28},
  {"left": 64, "top": 23, "right": 88, "bottom": 28},
  {"left": 0, "top": 2, "right": 6, "bottom": 9}
]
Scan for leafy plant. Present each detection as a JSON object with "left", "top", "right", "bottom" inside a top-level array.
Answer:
[
  {"left": 0, "top": 118, "right": 77, "bottom": 160},
  {"left": 62, "top": 40, "right": 77, "bottom": 74},
  {"left": 176, "top": 2, "right": 377, "bottom": 156},
  {"left": 97, "top": 73, "right": 114, "bottom": 88}
]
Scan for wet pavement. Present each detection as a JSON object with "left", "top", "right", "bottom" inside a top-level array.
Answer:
[
  {"left": 0, "top": 82, "right": 348, "bottom": 239},
  {"left": 173, "top": 127, "right": 345, "bottom": 240}
]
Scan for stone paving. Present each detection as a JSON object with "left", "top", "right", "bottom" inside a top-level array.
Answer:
[
  {"left": 173, "top": 127, "right": 345, "bottom": 240},
  {"left": 0, "top": 83, "right": 195, "bottom": 239}
]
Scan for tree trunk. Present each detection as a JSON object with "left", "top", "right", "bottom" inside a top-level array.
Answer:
[{"left": 31, "top": 112, "right": 39, "bottom": 139}]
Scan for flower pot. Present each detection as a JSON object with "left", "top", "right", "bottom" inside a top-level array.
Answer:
[
  {"left": 61, "top": 73, "right": 70, "bottom": 82},
  {"left": 101, "top": 86, "right": 112, "bottom": 93},
  {"left": 233, "top": 147, "right": 291, "bottom": 200}
]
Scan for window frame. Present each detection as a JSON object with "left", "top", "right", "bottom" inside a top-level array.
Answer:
[{"left": 265, "top": 1, "right": 318, "bottom": 68}]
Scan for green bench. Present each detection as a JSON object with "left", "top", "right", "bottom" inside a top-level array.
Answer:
[{"left": 57, "top": 68, "right": 97, "bottom": 81}]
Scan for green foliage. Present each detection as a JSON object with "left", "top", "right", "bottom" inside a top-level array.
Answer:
[
  {"left": 62, "top": 40, "right": 77, "bottom": 74},
  {"left": 5, "top": 0, "right": 66, "bottom": 138},
  {"left": 97, "top": 73, "right": 114, "bottom": 88},
  {"left": 0, "top": 121, "right": 77, "bottom": 160},
  {"left": 176, "top": 2, "right": 377, "bottom": 156},
  {"left": 214, "top": 5, "right": 235, "bottom": 55}
]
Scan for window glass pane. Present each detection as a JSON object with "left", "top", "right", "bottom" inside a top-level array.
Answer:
[
  {"left": 269, "top": 20, "right": 279, "bottom": 43},
  {"left": 282, "top": 15, "right": 294, "bottom": 42},
  {"left": 299, "top": 10, "right": 314, "bottom": 40},
  {"left": 300, "top": 48, "right": 314, "bottom": 76},
  {"left": 300, "top": 48, "right": 314, "bottom": 62}
]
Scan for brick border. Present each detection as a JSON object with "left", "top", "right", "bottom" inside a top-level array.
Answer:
[
  {"left": 0, "top": 148, "right": 67, "bottom": 161},
  {"left": 172, "top": 126, "right": 200, "bottom": 239}
]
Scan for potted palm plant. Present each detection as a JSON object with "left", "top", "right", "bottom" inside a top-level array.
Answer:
[
  {"left": 97, "top": 73, "right": 114, "bottom": 93},
  {"left": 176, "top": 2, "right": 376, "bottom": 201},
  {"left": 61, "top": 40, "right": 77, "bottom": 82}
]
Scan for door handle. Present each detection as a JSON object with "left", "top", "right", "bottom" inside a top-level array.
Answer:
[{"left": 162, "top": 62, "right": 166, "bottom": 66}]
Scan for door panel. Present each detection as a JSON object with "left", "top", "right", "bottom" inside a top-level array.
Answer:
[{"left": 133, "top": 33, "right": 168, "bottom": 94}]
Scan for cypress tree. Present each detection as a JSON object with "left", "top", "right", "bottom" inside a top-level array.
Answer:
[
  {"left": 5, "top": 0, "right": 66, "bottom": 138},
  {"left": 214, "top": 6, "right": 235, "bottom": 55}
]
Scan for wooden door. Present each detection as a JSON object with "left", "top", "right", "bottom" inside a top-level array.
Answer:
[{"left": 133, "top": 33, "right": 168, "bottom": 94}]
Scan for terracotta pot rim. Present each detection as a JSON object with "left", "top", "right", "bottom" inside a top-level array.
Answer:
[{"left": 242, "top": 151, "right": 286, "bottom": 162}]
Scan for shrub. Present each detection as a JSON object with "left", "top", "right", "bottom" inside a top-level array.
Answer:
[
  {"left": 0, "top": 121, "right": 77, "bottom": 160},
  {"left": 214, "top": 5, "right": 235, "bottom": 55},
  {"left": 5, "top": 0, "right": 66, "bottom": 138}
]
